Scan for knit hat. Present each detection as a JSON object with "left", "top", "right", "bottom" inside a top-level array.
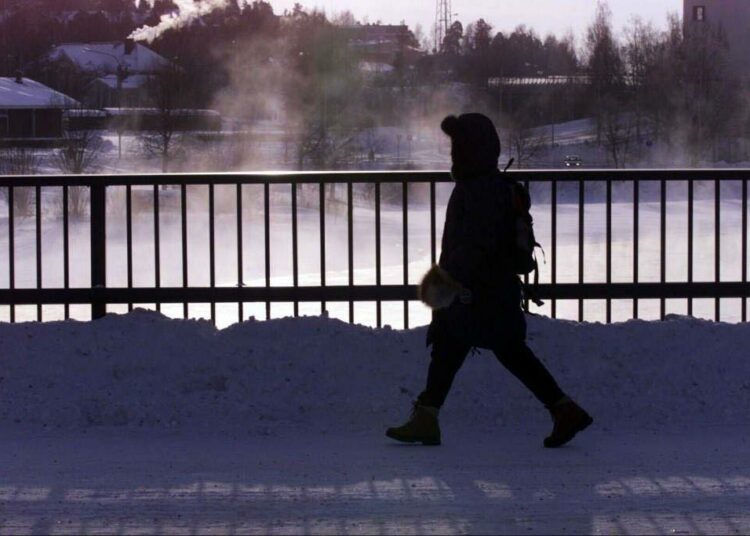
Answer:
[{"left": 441, "top": 113, "right": 501, "bottom": 179}]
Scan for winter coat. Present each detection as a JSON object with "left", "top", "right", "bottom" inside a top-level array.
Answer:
[{"left": 426, "top": 172, "right": 527, "bottom": 349}]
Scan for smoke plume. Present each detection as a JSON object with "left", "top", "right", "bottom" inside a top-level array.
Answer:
[{"left": 131, "top": 0, "right": 242, "bottom": 43}]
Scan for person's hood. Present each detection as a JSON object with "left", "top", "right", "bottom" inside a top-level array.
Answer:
[{"left": 441, "top": 113, "right": 501, "bottom": 181}]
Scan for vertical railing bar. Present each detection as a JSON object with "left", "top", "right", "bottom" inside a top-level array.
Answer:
[
  {"left": 153, "top": 184, "right": 161, "bottom": 314},
  {"left": 180, "top": 184, "right": 188, "bottom": 319},
  {"left": 742, "top": 178, "right": 747, "bottom": 323},
  {"left": 375, "top": 181, "right": 382, "bottom": 328},
  {"left": 90, "top": 182, "right": 107, "bottom": 320},
  {"left": 126, "top": 185, "right": 133, "bottom": 313},
  {"left": 524, "top": 179, "right": 531, "bottom": 312},
  {"left": 633, "top": 178, "right": 639, "bottom": 320},
  {"left": 8, "top": 187, "right": 14, "bottom": 323},
  {"left": 319, "top": 181, "right": 326, "bottom": 316},
  {"left": 687, "top": 178, "right": 693, "bottom": 318},
  {"left": 35, "top": 185, "right": 42, "bottom": 321},
  {"left": 63, "top": 186, "right": 70, "bottom": 320},
  {"left": 660, "top": 178, "right": 666, "bottom": 320},
  {"left": 430, "top": 180, "right": 436, "bottom": 265},
  {"left": 209, "top": 183, "right": 216, "bottom": 325},
  {"left": 292, "top": 182, "right": 299, "bottom": 318},
  {"left": 606, "top": 179, "right": 612, "bottom": 324},
  {"left": 264, "top": 181, "right": 271, "bottom": 321},
  {"left": 551, "top": 179, "right": 557, "bottom": 319},
  {"left": 237, "top": 183, "right": 244, "bottom": 323},
  {"left": 715, "top": 177, "right": 721, "bottom": 322},
  {"left": 402, "top": 178, "right": 409, "bottom": 329},
  {"left": 578, "top": 178, "right": 584, "bottom": 322},
  {"left": 348, "top": 181, "right": 354, "bottom": 324}
]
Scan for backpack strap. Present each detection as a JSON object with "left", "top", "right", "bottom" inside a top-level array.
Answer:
[{"left": 523, "top": 255, "right": 545, "bottom": 308}]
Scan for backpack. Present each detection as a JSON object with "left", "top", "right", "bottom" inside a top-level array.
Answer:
[{"left": 500, "top": 159, "right": 545, "bottom": 306}]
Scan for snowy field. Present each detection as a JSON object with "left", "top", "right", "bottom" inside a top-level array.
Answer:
[
  {"left": 1, "top": 311, "right": 749, "bottom": 534},
  {"left": 1, "top": 180, "right": 747, "bottom": 327}
]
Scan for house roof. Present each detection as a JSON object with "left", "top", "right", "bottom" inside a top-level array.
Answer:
[
  {"left": 49, "top": 42, "right": 171, "bottom": 74},
  {"left": 91, "top": 74, "right": 151, "bottom": 90},
  {"left": 0, "top": 77, "right": 80, "bottom": 109}
]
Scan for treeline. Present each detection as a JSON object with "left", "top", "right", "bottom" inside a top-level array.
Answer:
[
  {"left": 2, "top": 1, "right": 748, "bottom": 168},
  {"left": 429, "top": 5, "right": 747, "bottom": 166}
]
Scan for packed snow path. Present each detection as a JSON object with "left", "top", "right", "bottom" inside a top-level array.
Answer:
[
  {"left": 1, "top": 311, "right": 750, "bottom": 534},
  {"left": 2, "top": 428, "right": 749, "bottom": 535}
]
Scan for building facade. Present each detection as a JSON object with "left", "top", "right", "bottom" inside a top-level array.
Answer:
[{"left": 684, "top": 0, "right": 750, "bottom": 78}]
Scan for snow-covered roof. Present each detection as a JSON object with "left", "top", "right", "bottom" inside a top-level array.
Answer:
[
  {"left": 0, "top": 77, "right": 79, "bottom": 109},
  {"left": 359, "top": 61, "right": 394, "bottom": 73},
  {"left": 49, "top": 42, "right": 171, "bottom": 74},
  {"left": 91, "top": 74, "right": 151, "bottom": 90},
  {"left": 103, "top": 107, "right": 220, "bottom": 117}
]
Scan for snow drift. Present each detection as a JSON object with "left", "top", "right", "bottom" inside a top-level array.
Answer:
[{"left": 1, "top": 310, "right": 749, "bottom": 434}]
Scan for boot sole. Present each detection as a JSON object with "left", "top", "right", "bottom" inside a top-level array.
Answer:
[
  {"left": 544, "top": 414, "right": 593, "bottom": 449},
  {"left": 385, "top": 430, "right": 441, "bottom": 446}
]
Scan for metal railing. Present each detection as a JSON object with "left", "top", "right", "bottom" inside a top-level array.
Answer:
[{"left": 0, "top": 170, "right": 748, "bottom": 326}]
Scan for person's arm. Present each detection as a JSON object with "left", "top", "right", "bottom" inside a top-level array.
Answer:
[{"left": 439, "top": 181, "right": 504, "bottom": 291}]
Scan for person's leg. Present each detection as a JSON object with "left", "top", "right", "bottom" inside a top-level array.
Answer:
[
  {"left": 386, "top": 336, "right": 471, "bottom": 445},
  {"left": 492, "top": 340, "right": 592, "bottom": 447},
  {"left": 491, "top": 340, "right": 566, "bottom": 407},
  {"left": 417, "top": 336, "right": 473, "bottom": 408}
]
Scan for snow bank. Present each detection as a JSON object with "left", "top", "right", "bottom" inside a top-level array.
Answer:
[{"left": 1, "top": 311, "right": 749, "bottom": 433}]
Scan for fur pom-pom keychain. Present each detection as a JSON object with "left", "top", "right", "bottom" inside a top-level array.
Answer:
[{"left": 418, "top": 265, "right": 472, "bottom": 310}]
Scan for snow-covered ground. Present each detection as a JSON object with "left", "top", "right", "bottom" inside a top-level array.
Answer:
[{"left": 1, "top": 311, "right": 749, "bottom": 534}]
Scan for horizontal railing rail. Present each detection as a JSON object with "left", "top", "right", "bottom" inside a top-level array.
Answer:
[
  {"left": 5, "top": 168, "right": 750, "bottom": 186},
  {"left": 1, "top": 169, "right": 748, "bottom": 327}
]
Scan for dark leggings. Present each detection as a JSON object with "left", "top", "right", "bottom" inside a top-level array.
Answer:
[{"left": 417, "top": 337, "right": 565, "bottom": 409}]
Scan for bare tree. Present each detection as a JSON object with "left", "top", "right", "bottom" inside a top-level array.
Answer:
[
  {"left": 623, "top": 17, "right": 660, "bottom": 150},
  {"left": 506, "top": 125, "right": 547, "bottom": 169},
  {"left": 55, "top": 128, "right": 105, "bottom": 217},
  {"left": 0, "top": 146, "right": 39, "bottom": 219},
  {"left": 585, "top": 2, "right": 626, "bottom": 144},
  {"left": 140, "top": 63, "right": 185, "bottom": 173},
  {"left": 601, "top": 97, "right": 634, "bottom": 168},
  {"left": 504, "top": 104, "right": 548, "bottom": 169},
  {"left": 55, "top": 129, "right": 103, "bottom": 174}
]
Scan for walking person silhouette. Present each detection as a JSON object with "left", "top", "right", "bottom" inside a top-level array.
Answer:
[{"left": 386, "top": 113, "right": 592, "bottom": 447}]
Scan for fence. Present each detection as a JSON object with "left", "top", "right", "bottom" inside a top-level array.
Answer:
[{"left": 0, "top": 170, "right": 748, "bottom": 327}]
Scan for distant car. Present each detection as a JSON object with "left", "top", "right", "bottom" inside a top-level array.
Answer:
[{"left": 564, "top": 155, "right": 583, "bottom": 167}]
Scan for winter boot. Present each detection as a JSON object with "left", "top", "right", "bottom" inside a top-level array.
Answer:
[
  {"left": 386, "top": 403, "right": 441, "bottom": 446},
  {"left": 544, "top": 396, "right": 593, "bottom": 448}
]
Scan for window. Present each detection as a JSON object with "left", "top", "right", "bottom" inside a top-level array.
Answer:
[{"left": 694, "top": 6, "right": 706, "bottom": 21}]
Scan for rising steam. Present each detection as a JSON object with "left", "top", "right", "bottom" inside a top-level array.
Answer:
[{"left": 131, "top": 0, "right": 246, "bottom": 43}]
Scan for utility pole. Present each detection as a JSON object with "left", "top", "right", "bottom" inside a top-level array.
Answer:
[{"left": 2, "top": 0, "right": 9, "bottom": 76}]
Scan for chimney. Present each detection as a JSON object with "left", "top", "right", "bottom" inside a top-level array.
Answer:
[
  {"left": 124, "top": 38, "right": 136, "bottom": 55},
  {"left": 14, "top": 70, "right": 23, "bottom": 84}
]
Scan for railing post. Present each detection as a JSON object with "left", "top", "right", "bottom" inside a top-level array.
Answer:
[{"left": 90, "top": 181, "right": 107, "bottom": 319}]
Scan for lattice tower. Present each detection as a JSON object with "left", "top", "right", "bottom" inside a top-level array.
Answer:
[{"left": 434, "top": 0, "right": 452, "bottom": 53}]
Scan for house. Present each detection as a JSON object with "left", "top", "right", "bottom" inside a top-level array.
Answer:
[
  {"left": 684, "top": 0, "right": 750, "bottom": 79},
  {"left": 45, "top": 40, "right": 172, "bottom": 107},
  {"left": 0, "top": 74, "right": 79, "bottom": 144},
  {"left": 48, "top": 40, "right": 170, "bottom": 75},
  {"left": 84, "top": 73, "right": 152, "bottom": 109},
  {"left": 339, "top": 25, "right": 421, "bottom": 74}
]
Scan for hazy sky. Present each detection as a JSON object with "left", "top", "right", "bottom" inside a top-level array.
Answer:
[{"left": 268, "top": 0, "right": 683, "bottom": 40}]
